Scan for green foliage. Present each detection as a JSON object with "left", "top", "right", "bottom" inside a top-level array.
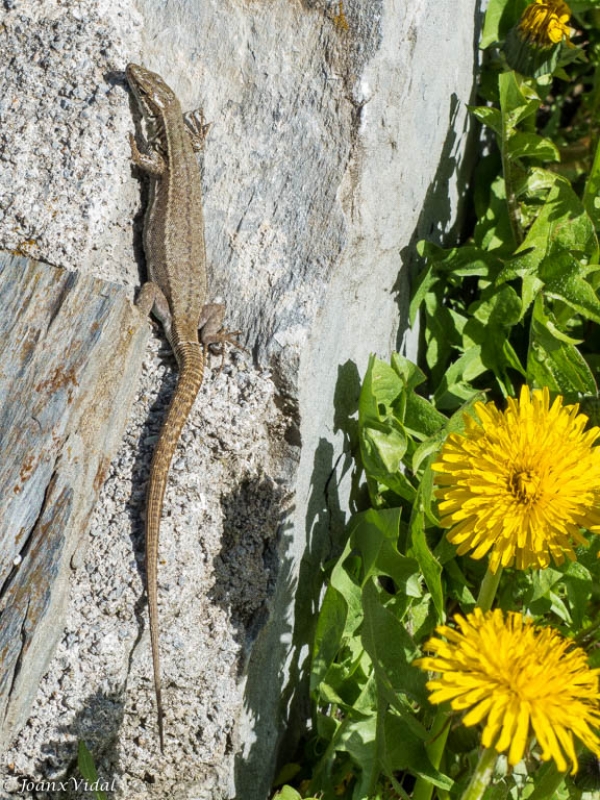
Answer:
[
  {"left": 288, "top": 352, "right": 600, "bottom": 800},
  {"left": 276, "top": 2, "right": 600, "bottom": 799},
  {"left": 414, "top": 61, "right": 600, "bottom": 408},
  {"left": 77, "top": 741, "right": 108, "bottom": 800}
]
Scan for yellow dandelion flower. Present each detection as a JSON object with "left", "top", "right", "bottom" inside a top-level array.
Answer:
[
  {"left": 415, "top": 608, "right": 600, "bottom": 773},
  {"left": 432, "top": 386, "right": 600, "bottom": 573},
  {"left": 518, "top": 0, "right": 574, "bottom": 48}
]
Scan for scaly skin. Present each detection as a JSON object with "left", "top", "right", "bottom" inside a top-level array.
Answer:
[{"left": 126, "top": 63, "right": 225, "bottom": 750}]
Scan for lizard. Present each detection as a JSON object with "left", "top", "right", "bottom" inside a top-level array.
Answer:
[{"left": 126, "top": 62, "right": 231, "bottom": 750}]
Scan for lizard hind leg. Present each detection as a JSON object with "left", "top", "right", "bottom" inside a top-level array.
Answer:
[
  {"left": 136, "top": 282, "right": 174, "bottom": 346},
  {"left": 198, "top": 302, "right": 245, "bottom": 372}
]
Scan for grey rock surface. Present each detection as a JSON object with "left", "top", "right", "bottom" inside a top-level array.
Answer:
[
  {"left": 0, "top": 254, "right": 149, "bottom": 751},
  {"left": 0, "top": 0, "right": 480, "bottom": 797}
]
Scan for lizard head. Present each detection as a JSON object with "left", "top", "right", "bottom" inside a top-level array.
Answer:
[{"left": 126, "top": 63, "right": 179, "bottom": 115}]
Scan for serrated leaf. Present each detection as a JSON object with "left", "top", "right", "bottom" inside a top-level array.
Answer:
[
  {"left": 499, "top": 70, "right": 541, "bottom": 130},
  {"left": 544, "top": 318, "right": 583, "bottom": 344},
  {"left": 361, "top": 580, "right": 429, "bottom": 707},
  {"left": 380, "top": 712, "right": 453, "bottom": 790},
  {"left": 583, "top": 135, "right": 600, "bottom": 236},
  {"left": 273, "top": 787, "right": 309, "bottom": 800},
  {"left": 361, "top": 424, "right": 407, "bottom": 475},
  {"left": 418, "top": 241, "right": 503, "bottom": 279},
  {"left": 470, "top": 105, "right": 503, "bottom": 136},
  {"left": 471, "top": 284, "right": 522, "bottom": 326},
  {"left": 359, "top": 355, "right": 403, "bottom": 424},
  {"left": 408, "top": 497, "right": 444, "bottom": 619},
  {"left": 351, "top": 508, "right": 421, "bottom": 596},
  {"left": 391, "top": 354, "right": 447, "bottom": 439},
  {"left": 409, "top": 261, "right": 438, "bottom": 327},
  {"left": 433, "top": 347, "right": 486, "bottom": 410},
  {"left": 519, "top": 179, "right": 598, "bottom": 261},
  {"left": 390, "top": 352, "right": 428, "bottom": 393},
  {"left": 424, "top": 288, "right": 462, "bottom": 380},
  {"left": 311, "top": 537, "right": 364, "bottom": 692},
  {"left": 335, "top": 710, "right": 378, "bottom": 799},
  {"left": 527, "top": 297, "right": 597, "bottom": 396},
  {"left": 507, "top": 131, "right": 560, "bottom": 162},
  {"left": 474, "top": 174, "right": 516, "bottom": 253},
  {"left": 541, "top": 251, "right": 600, "bottom": 324},
  {"left": 521, "top": 166, "right": 561, "bottom": 195},
  {"left": 562, "top": 560, "right": 593, "bottom": 630}
]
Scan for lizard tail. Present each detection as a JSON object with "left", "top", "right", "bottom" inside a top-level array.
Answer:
[{"left": 145, "top": 341, "right": 205, "bottom": 751}]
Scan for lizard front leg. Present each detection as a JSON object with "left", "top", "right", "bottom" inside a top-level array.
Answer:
[{"left": 129, "top": 133, "right": 165, "bottom": 176}]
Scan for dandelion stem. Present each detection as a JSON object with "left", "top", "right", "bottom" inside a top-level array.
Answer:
[
  {"left": 459, "top": 747, "right": 497, "bottom": 800},
  {"left": 412, "top": 709, "right": 451, "bottom": 800},
  {"left": 501, "top": 141, "right": 524, "bottom": 247},
  {"left": 476, "top": 565, "right": 502, "bottom": 611}
]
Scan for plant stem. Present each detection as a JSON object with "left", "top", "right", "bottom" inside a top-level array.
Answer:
[
  {"left": 476, "top": 565, "right": 502, "bottom": 612},
  {"left": 412, "top": 709, "right": 451, "bottom": 800},
  {"left": 501, "top": 120, "right": 524, "bottom": 247},
  {"left": 459, "top": 747, "right": 497, "bottom": 800}
]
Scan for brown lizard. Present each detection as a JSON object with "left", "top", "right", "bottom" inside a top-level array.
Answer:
[{"left": 126, "top": 62, "right": 230, "bottom": 750}]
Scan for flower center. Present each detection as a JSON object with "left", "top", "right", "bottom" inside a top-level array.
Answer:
[{"left": 509, "top": 468, "right": 541, "bottom": 504}]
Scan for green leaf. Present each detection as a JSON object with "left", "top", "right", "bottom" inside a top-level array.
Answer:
[
  {"left": 480, "top": 0, "right": 528, "bottom": 48},
  {"left": 77, "top": 741, "right": 108, "bottom": 800},
  {"left": 358, "top": 355, "right": 450, "bottom": 500},
  {"left": 311, "top": 584, "right": 350, "bottom": 693},
  {"left": 507, "top": 131, "right": 560, "bottom": 162},
  {"left": 359, "top": 355, "right": 403, "bottom": 424},
  {"left": 359, "top": 356, "right": 418, "bottom": 501},
  {"left": 499, "top": 71, "right": 541, "bottom": 130},
  {"left": 417, "top": 240, "right": 503, "bottom": 279},
  {"left": 433, "top": 347, "right": 486, "bottom": 410},
  {"left": 311, "top": 539, "right": 364, "bottom": 693},
  {"left": 389, "top": 351, "right": 428, "bottom": 393},
  {"left": 361, "top": 580, "right": 429, "bottom": 707},
  {"left": 543, "top": 318, "right": 583, "bottom": 345},
  {"left": 519, "top": 179, "right": 598, "bottom": 262},
  {"left": 408, "top": 496, "right": 444, "bottom": 619},
  {"left": 391, "top": 354, "right": 447, "bottom": 438},
  {"left": 309, "top": 678, "right": 379, "bottom": 800},
  {"left": 541, "top": 250, "right": 600, "bottom": 324},
  {"left": 272, "top": 787, "right": 311, "bottom": 800},
  {"left": 504, "top": 25, "right": 564, "bottom": 78},
  {"left": 409, "top": 259, "right": 438, "bottom": 327},
  {"left": 529, "top": 567, "right": 563, "bottom": 602},
  {"left": 470, "top": 105, "right": 503, "bottom": 136},
  {"left": 380, "top": 712, "right": 453, "bottom": 790},
  {"left": 520, "top": 165, "right": 561, "bottom": 196},
  {"left": 562, "top": 560, "right": 592, "bottom": 631},
  {"left": 361, "top": 423, "right": 407, "bottom": 477},
  {"left": 583, "top": 134, "right": 600, "bottom": 235},
  {"left": 351, "top": 508, "right": 421, "bottom": 597},
  {"left": 412, "top": 393, "right": 487, "bottom": 494},
  {"left": 471, "top": 284, "right": 522, "bottom": 326},
  {"left": 334, "top": 703, "right": 378, "bottom": 800},
  {"left": 527, "top": 297, "right": 598, "bottom": 396},
  {"left": 423, "top": 288, "right": 463, "bottom": 381},
  {"left": 474, "top": 174, "right": 516, "bottom": 253}
]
